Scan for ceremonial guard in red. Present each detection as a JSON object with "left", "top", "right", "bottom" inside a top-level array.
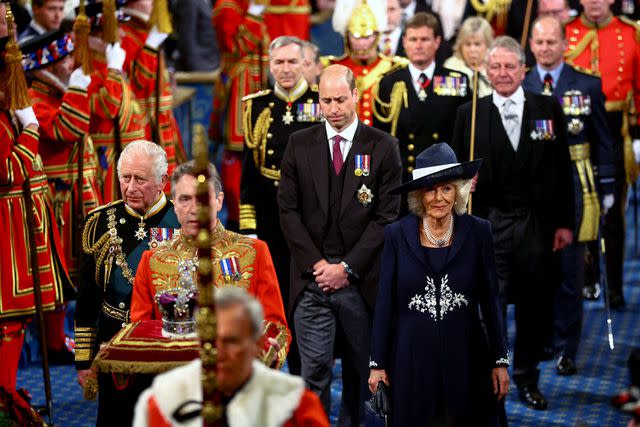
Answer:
[
  {"left": 565, "top": 8, "right": 640, "bottom": 308},
  {"left": 211, "top": 0, "right": 270, "bottom": 230},
  {"left": 323, "top": 0, "right": 407, "bottom": 126},
  {"left": 22, "top": 30, "right": 102, "bottom": 280},
  {"left": 120, "top": 2, "right": 185, "bottom": 180},
  {"left": 0, "top": 31, "right": 71, "bottom": 397}
]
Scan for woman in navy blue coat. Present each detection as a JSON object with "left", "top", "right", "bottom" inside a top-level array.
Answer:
[{"left": 368, "top": 144, "right": 510, "bottom": 426}]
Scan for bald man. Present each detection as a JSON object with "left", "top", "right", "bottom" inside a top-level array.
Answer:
[{"left": 278, "top": 64, "right": 402, "bottom": 425}]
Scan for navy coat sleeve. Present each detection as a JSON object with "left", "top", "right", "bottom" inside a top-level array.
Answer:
[
  {"left": 369, "top": 223, "right": 399, "bottom": 370},
  {"left": 476, "top": 219, "right": 509, "bottom": 366}
]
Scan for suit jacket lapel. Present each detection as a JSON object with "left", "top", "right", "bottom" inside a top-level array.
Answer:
[
  {"left": 528, "top": 67, "right": 544, "bottom": 94},
  {"left": 308, "top": 126, "right": 330, "bottom": 219},
  {"left": 340, "top": 122, "right": 367, "bottom": 218},
  {"left": 554, "top": 64, "right": 574, "bottom": 96}
]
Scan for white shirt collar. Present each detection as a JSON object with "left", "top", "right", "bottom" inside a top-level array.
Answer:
[
  {"left": 408, "top": 61, "right": 436, "bottom": 83},
  {"left": 403, "top": 1, "right": 416, "bottom": 18},
  {"left": 122, "top": 7, "right": 150, "bottom": 23},
  {"left": 492, "top": 86, "right": 525, "bottom": 109},
  {"left": 325, "top": 116, "right": 359, "bottom": 142},
  {"left": 30, "top": 21, "right": 47, "bottom": 35}
]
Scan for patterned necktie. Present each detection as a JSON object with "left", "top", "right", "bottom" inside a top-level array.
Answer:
[
  {"left": 418, "top": 73, "right": 430, "bottom": 88},
  {"left": 543, "top": 73, "right": 554, "bottom": 95},
  {"left": 332, "top": 135, "right": 344, "bottom": 174},
  {"left": 501, "top": 99, "right": 520, "bottom": 150}
]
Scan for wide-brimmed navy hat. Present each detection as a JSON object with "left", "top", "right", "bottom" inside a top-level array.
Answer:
[{"left": 390, "top": 143, "right": 483, "bottom": 194}]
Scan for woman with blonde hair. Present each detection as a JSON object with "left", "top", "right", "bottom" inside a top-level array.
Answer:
[{"left": 444, "top": 16, "right": 494, "bottom": 97}]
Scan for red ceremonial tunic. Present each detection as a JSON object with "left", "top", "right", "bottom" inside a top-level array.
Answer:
[
  {"left": 211, "top": 0, "right": 270, "bottom": 151},
  {"left": 0, "top": 111, "right": 69, "bottom": 320},
  {"left": 88, "top": 58, "right": 147, "bottom": 203},
  {"left": 130, "top": 223, "right": 290, "bottom": 368},
  {"left": 29, "top": 77, "right": 102, "bottom": 278},
  {"left": 325, "top": 54, "right": 407, "bottom": 126},
  {"left": 120, "top": 10, "right": 185, "bottom": 181},
  {"left": 263, "top": 0, "right": 311, "bottom": 41}
]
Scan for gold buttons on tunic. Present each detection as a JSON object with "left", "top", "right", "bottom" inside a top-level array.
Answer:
[
  {"left": 273, "top": 181, "right": 279, "bottom": 187},
  {"left": 432, "top": 133, "right": 439, "bottom": 140},
  {"left": 267, "top": 149, "right": 274, "bottom": 155},
  {"left": 407, "top": 166, "right": 414, "bottom": 173},
  {"left": 267, "top": 133, "right": 273, "bottom": 139},
  {"left": 408, "top": 144, "right": 415, "bottom": 151},
  {"left": 408, "top": 156, "right": 415, "bottom": 162},
  {"left": 364, "top": 119, "right": 371, "bottom": 125},
  {"left": 408, "top": 133, "right": 415, "bottom": 140},
  {"left": 269, "top": 102, "right": 275, "bottom": 108},
  {"left": 119, "top": 302, "right": 125, "bottom": 309}
]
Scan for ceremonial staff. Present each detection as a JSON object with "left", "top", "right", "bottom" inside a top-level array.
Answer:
[
  {"left": 149, "top": 0, "right": 173, "bottom": 145},
  {"left": 520, "top": 0, "right": 533, "bottom": 49},
  {"left": 192, "top": 124, "right": 225, "bottom": 426},
  {"left": 103, "top": 0, "right": 124, "bottom": 197},
  {"left": 598, "top": 215, "right": 615, "bottom": 351},
  {"left": 73, "top": 0, "right": 91, "bottom": 261},
  {"left": 4, "top": 3, "right": 55, "bottom": 423},
  {"left": 468, "top": 65, "right": 479, "bottom": 214}
]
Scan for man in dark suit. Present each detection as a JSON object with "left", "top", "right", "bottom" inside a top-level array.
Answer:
[
  {"left": 524, "top": 15, "right": 615, "bottom": 376},
  {"left": 278, "top": 64, "right": 402, "bottom": 425},
  {"left": 452, "top": 35, "right": 574, "bottom": 410},
  {"left": 373, "top": 12, "right": 470, "bottom": 200}
]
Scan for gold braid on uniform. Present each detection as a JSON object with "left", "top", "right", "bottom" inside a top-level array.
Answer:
[
  {"left": 260, "top": 321, "right": 291, "bottom": 369},
  {"left": 469, "top": 0, "right": 511, "bottom": 24},
  {"left": 564, "top": 30, "right": 599, "bottom": 70},
  {"left": 82, "top": 211, "right": 110, "bottom": 287},
  {"left": 373, "top": 81, "right": 408, "bottom": 136},
  {"left": 243, "top": 99, "right": 272, "bottom": 167}
]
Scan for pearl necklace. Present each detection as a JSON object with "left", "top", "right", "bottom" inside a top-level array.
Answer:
[{"left": 422, "top": 215, "right": 454, "bottom": 247}]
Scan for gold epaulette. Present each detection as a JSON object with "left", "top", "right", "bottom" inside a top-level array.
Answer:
[
  {"left": 320, "top": 54, "right": 346, "bottom": 67},
  {"left": 379, "top": 57, "right": 409, "bottom": 79},
  {"left": 241, "top": 89, "right": 272, "bottom": 102},
  {"left": 373, "top": 79, "right": 408, "bottom": 136},
  {"left": 87, "top": 199, "right": 124, "bottom": 216},
  {"left": 570, "top": 64, "right": 600, "bottom": 77},
  {"left": 242, "top": 97, "right": 272, "bottom": 165},
  {"left": 619, "top": 15, "right": 640, "bottom": 41}
]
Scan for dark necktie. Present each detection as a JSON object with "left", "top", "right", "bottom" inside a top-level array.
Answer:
[
  {"left": 332, "top": 135, "right": 344, "bottom": 174},
  {"left": 543, "top": 73, "right": 554, "bottom": 94}
]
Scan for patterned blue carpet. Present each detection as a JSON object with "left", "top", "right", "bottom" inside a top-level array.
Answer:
[{"left": 16, "top": 205, "right": 640, "bottom": 426}]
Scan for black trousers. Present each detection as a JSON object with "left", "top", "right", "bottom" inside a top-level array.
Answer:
[
  {"left": 553, "top": 241, "right": 585, "bottom": 359},
  {"left": 294, "top": 281, "right": 371, "bottom": 427},
  {"left": 488, "top": 207, "right": 555, "bottom": 384}
]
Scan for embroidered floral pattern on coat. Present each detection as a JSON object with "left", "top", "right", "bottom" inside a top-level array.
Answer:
[{"left": 408, "top": 274, "right": 468, "bottom": 321}]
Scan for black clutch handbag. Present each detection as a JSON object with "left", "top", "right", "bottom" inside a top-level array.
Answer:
[{"left": 365, "top": 381, "right": 391, "bottom": 427}]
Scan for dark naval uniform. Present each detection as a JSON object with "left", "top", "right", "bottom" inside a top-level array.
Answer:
[
  {"left": 373, "top": 64, "right": 471, "bottom": 175},
  {"left": 239, "top": 78, "right": 321, "bottom": 311},
  {"left": 524, "top": 63, "right": 615, "bottom": 363},
  {"left": 74, "top": 195, "right": 179, "bottom": 426},
  {"left": 373, "top": 63, "right": 470, "bottom": 213}
]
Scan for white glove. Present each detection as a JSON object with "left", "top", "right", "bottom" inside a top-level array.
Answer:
[
  {"left": 106, "top": 42, "right": 126, "bottom": 71},
  {"left": 603, "top": 193, "right": 615, "bottom": 215},
  {"left": 14, "top": 106, "right": 38, "bottom": 128},
  {"left": 633, "top": 139, "right": 640, "bottom": 163},
  {"left": 248, "top": 2, "right": 266, "bottom": 16},
  {"left": 69, "top": 68, "right": 91, "bottom": 90},
  {"left": 145, "top": 26, "right": 169, "bottom": 50}
]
